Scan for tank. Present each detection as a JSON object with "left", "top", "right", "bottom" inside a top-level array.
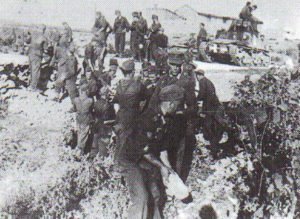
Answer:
[{"left": 199, "top": 19, "right": 271, "bottom": 67}]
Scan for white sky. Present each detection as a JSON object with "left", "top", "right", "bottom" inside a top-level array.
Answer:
[{"left": 0, "top": 0, "right": 299, "bottom": 36}]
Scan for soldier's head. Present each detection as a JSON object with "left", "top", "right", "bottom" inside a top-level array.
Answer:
[
  {"left": 200, "top": 23, "right": 205, "bottom": 28},
  {"left": 244, "top": 75, "right": 251, "bottom": 81},
  {"left": 115, "top": 10, "right": 121, "bottom": 17},
  {"left": 159, "top": 84, "right": 184, "bottom": 115},
  {"left": 109, "top": 58, "right": 119, "bottom": 75},
  {"left": 85, "top": 67, "right": 93, "bottom": 80},
  {"left": 62, "top": 22, "right": 69, "bottom": 28},
  {"left": 169, "top": 64, "right": 182, "bottom": 77},
  {"left": 152, "top": 15, "right": 159, "bottom": 22},
  {"left": 132, "top": 12, "right": 139, "bottom": 20},
  {"left": 194, "top": 69, "right": 205, "bottom": 81},
  {"left": 96, "top": 11, "right": 102, "bottom": 19},
  {"left": 120, "top": 59, "right": 135, "bottom": 77},
  {"left": 246, "top": 1, "right": 251, "bottom": 6}
]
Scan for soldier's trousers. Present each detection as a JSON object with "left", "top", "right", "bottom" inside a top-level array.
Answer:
[
  {"left": 115, "top": 33, "right": 126, "bottom": 55},
  {"left": 65, "top": 77, "right": 78, "bottom": 106},
  {"left": 77, "top": 123, "right": 91, "bottom": 153},
  {"left": 28, "top": 54, "right": 42, "bottom": 89},
  {"left": 119, "top": 161, "right": 162, "bottom": 219}
]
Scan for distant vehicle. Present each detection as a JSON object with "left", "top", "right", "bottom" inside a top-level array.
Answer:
[
  {"left": 199, "top": 19, "right": 271, "bottom": 67},
  {"left": 169, "top": 19, "right": 271, "bottom": 67}
]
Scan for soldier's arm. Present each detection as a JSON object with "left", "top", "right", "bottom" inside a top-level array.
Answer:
[
  {"left": 197, "top": 80, "right": 206, "bottom": 101},
  {"left": 124, "top": 17, "right": 130, "bottom": 32}
]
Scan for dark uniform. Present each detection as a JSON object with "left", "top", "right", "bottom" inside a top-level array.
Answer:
[
  {"left": 116, "top": 84, "right": 185, "bottom": 219},
  {"left": 148, "top": 16, "right": 162, "bottom": 61},
  {"left": 197, "top": 73, "right": 227, "bottom": 150},
  {"left": 113, "top": 15, "right": 129, "bottom": 56},
  {"left": 91, "top": 96, "right": 115, "bottom": 157},
  {"left": 93, "top": 16, "right": 112, "bottom": 43},
  {"left": 138, "top": 15, "right": 148, "bottom": 59},
  {"left": 83, "top": 43, "right": 95, "bottom": 73},
  {"left": 65, "top": 51, "right": 79, "bottom": 108},
  {"left": 176, "top": 63, "right": 198, "bottom": 182},
  {"left": 74, "top": 83, "right": 94, "bottom": 154},
  {"left": 130, "top": 12, "right": 141, "bottom": 60},
  {"left": 113, "top": 60, "right": 147, "bottom": 147}
]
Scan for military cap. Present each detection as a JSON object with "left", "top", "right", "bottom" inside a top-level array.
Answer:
[
  {"left": 109, "top": 58, "right": 118, "bottom": 66},
  {"left": 159, "top": 84, "right": 185, "bottom": 102},
  {"left": 194, "top": 68, "right": 205, "bottom": 75},
  {"left": 115, "top": 10, "right": 121, "bottom": 14},
  {"left": 183, "top": 63, "right": 196, "bottom": 73},
  {"left": 120, "top": 60, "right": 135, "bottom": 72},
  {"left": 200, "top": 23, "right": 205, "bottom": 26},
  {"left": 132, "top": 12, "right": 139, "bottom": 17},
  {"left": 152, "top": 14, "right": 158, "bottom": 19}
]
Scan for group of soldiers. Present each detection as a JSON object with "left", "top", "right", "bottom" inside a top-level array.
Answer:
[{"left": 23, "top": 10, "right": 224, "bottom": 219}]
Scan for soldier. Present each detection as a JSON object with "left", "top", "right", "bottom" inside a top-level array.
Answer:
[
  {"left": 113, "top": 59, "right": 147, "bottom": 147},
  {"left": 197, "top": 23, "right": 208, "bottom": 47},
  {"left": 239, "top": 1, "right": 252, "bottom": 20},
  {"left": 28, "top": 24, "right": 48, "bottom": 91},
  {"left": 176, "top": 52, "right": 198, "bottom": 181},
  {"left": 138, "top": 12, "right": 148, "bottom": 60},
  {"left": 148, "top": 15, "right": 162, "bottom": 61},
  {"left": 91, "top": 85, "right": 116, "bottom": 158},
  {"left": 100, "top": 58, "right": 118, "bottom": 86},
  {"left": 64, "top": 45, "right": 79, "bottom": 111},
  {"left": 113, "top": 10, "right": 129, "bottom": 57},
  {"left": 130, "top": 12, "right": 140, "bottom": 61},
  {"left": 59, "top": 22, "right": 73, "bottom": 48},
  {"left": 92, "top": 11, "right": 112, "bottom": 43},
  {"left": 50, "top": 40, "right": 69, "bottom": 100},
  {"left": 83, "top": 40, "right": 97, "bottom": 73},
  {"left": 84, "top": 67, "right": 99, "bottom": 100},
  {"left": 195, "top": 69, "right": 227, "bottom": 156},
  {"left": 185, "top": 33, "right": 197, "bottom": 48},
  {"left": 116, "top": 84, "right": 188, "bottom": 219},
  {"left": 74, "top": 80, "right": 94, "bottom": 155},
  {"left": 94, "top": 38, "right": 107, "bottom": 73}
]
